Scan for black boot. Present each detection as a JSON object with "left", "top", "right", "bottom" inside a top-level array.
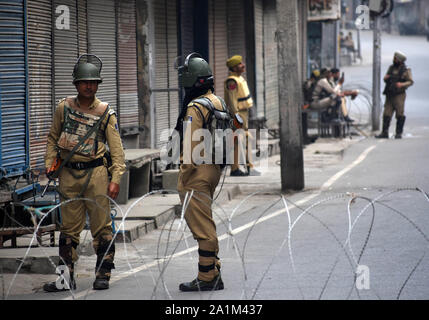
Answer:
[
  {"left": 93, "top": 235, "right": 115, "bottom": 290},
  {"left": 43, "top": 263, "right": 76, "bottom": 292},
  {"left": 179, "top": 274, "right": 224, "bottom": 292},
  {"left": 44, "top": 234, "right": 77, "bottom": 292},
  {"left": 376, "top": 116, "right": 391, "bottom": 138},
  {"left": 43, "top": 277, "right": 76, "bottom": 292},
  {"left": 344, "top": 115, "right": 355, "bottom": 123},
  {"left": 93, "top": 270, "right": 110, "bottom": 290},
  {"left": 395, "top": 116, "right": 406, "bottom": 139},
  {"left": 230, "top": 169, "right": 248, "bottom": 176}
]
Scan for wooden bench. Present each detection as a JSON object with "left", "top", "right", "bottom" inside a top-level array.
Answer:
[
  {"left": 0, "top": 225, "right": 56, "bottom": 248},
  {"left": 116, "top": 148, "right": 160, "bottom": 204},
  {"left": 0, "top": 184, "right": 58, "bottom": 248}
]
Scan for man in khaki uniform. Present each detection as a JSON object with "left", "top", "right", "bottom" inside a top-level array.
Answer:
[
  {"left": 376, "top": 51, "right": 414, "bottom": 139},
  {"left": 224, "top": 55, "right": 260, "bottom": 176},
  {"left": 329, "top": 68, "right": 357, "bottom": 123},
  {"left": 175, "top": 53, "right": 226, "bottom": 291},
  {"left": 43, "top": 54, "right": 125, "bottom": 292},
  {"left": 310, "top": 68, "right": 345, "bottom": 120}
]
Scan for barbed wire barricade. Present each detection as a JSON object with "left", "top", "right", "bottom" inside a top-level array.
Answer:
[{"left": 1, "top": 184, "right": 429, "bottom": 300}]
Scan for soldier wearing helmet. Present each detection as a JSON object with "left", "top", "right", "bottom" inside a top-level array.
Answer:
[
  {"left": 224, "top": 55, "right": 260, "bottom": 177},
  {"left": 175, "top": 53, "right": 225, "bottom": 292},
  {"left": 43, "top": 54, "right": 125, "bottom": 292},
  {"left": 376, "top": 51, "right": 414, "bottom": 139}
]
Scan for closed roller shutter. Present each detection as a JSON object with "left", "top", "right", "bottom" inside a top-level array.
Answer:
[
  {"left": 151, "top": 0, "right": 179, "bottom": 149},
  {"left": 227, "top": 0, "right": 246, "bottom": 63},
  {"left": 87, "top": 0, "right": 118, "bottom": 113},
  {"left": 117, "top": 0, "right": 138, "bottom": 130},
  {"left": 27, "top": 0, "right": 52, "bottom": 169},
  {"left": 253, "top": 0, "right": 264, "bottom": 117},
  {"left": 208, "top": 0, "right": 228, "bottom": 99},
  {"left": 167, "top": 1, "right": 179, "bottom": 135},
  {"left": 180, "top": 0, "right": 194, "bottom": 57},
  {"left": 77, "top": 0, "right": 87, "bottom": 56},
  {"left": 53, "top": 0, "right": 78, "bottom": 103},
  {"left": 0, "top": 0, "right": 28, "bottom": 178},
  {"left": 263, "top": 0, "right": 278, "bottom": 129}
]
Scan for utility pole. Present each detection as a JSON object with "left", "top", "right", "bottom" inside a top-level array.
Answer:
[
  {"left": 372, "top": 16, "right": 381, "bottom": 131},
  {"left": 276, "top": 0, "right": 304, "bottom": 191}
]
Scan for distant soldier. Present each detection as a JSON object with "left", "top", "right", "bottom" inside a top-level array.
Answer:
[
  {"left": 344, "top": 32, "right": 356, "bottom": 62},
  {"left": 43, "top": 54, "right": 125, "bottom": 292},
  {"left": 224, "top": 55, "right": 260, "bottom": 176},
  {"left": 376, "top": 51, "right": 414, "bottom": 139}
]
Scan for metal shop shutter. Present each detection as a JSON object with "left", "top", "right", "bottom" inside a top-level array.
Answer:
[
  {"left": 166, "top": 1, "right": 179, "bottom": 138},
  {"left": 77, "top": 0, "right": 87, "bottom": 56},
  {"left": 263, "top": 0, "right": 279, "bottom": 129},
  {"left": 208, "top": 0, "right": 228, "bottom": 99},
  {"left": 0, "top": 0, "right": 28, "bottom": 178},
  {"left": 53, "top": 0, "right": 78, "bottom": 103},
  {"left": 227, "top": 0, "right": 246, "bottom": 65},
  {"left": 151, "top": 0, "right": 179, "bottom": 149},
  {"left": 253, "top": 0, "right": 264, "bottom": 117},
  {"left": 27, "top": 0, "right": 52, "bottom": 169},
  {"left": 87, "top": 0, "right": 118, "bottom": 113},
  {"left": 117, "top": 0, "right": 139, "bottom": 130},
  {"left": 180, "top": 0, "right": 194, "bottom": 57}
]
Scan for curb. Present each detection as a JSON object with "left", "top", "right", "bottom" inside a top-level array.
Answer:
[{"left": 0, "top": 248, "right": 59, "bottom": 274}]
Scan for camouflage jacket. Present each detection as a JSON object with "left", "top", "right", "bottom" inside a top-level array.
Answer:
[{"left": 45, "top": 96, "right": 126, "bottom": 184}]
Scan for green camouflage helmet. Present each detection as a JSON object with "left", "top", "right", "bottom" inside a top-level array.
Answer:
[
  {"left": 72, "top": 54, "right": 103, "bottom": 84},
  {"left": 178, "top": 52, "right": 213, "bottom": 88}
]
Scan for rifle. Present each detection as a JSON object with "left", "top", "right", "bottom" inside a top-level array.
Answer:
[{"left": 383, "top": 65, "right": 407, "bottom": 95}]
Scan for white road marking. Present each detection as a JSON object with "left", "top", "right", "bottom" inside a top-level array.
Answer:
[{"left": 321, "top": 144, "right": 376, "bottom": 190}]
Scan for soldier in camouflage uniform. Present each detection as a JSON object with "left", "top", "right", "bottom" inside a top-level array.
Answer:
[
  {"left": 376, "top": 51, "right": 414, "bottom": 139},
  {"left": 43, "top": 55, "right": 126, "bottom": 292}
]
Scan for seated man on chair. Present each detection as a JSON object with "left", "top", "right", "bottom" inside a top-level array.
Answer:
[
  {"left": 310, "top": 68, "right": 345, "bottom": 123},
  {"left": 329, "top": 68, "right": 358, "bottom": 123}
]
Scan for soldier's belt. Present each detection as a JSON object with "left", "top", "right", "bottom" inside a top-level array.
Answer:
[
  {"left": 65, "top": 157, "right": 104, "bottom": 170},
  {"left": 237, "top": 94, "right": 251, "bottom": 102}
]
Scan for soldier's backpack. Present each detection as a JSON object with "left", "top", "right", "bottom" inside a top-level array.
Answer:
[{"left": 175, "top": 96, "right": 234, "bottom": 169}]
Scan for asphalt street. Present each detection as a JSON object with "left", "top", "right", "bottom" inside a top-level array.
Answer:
[{"left": 3, "top": 32, "right": 429, "bottom": 302}]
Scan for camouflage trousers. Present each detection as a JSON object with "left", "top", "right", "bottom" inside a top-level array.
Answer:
[{"left": 58, "top": 165, "right": 115, "bottom": 279}]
